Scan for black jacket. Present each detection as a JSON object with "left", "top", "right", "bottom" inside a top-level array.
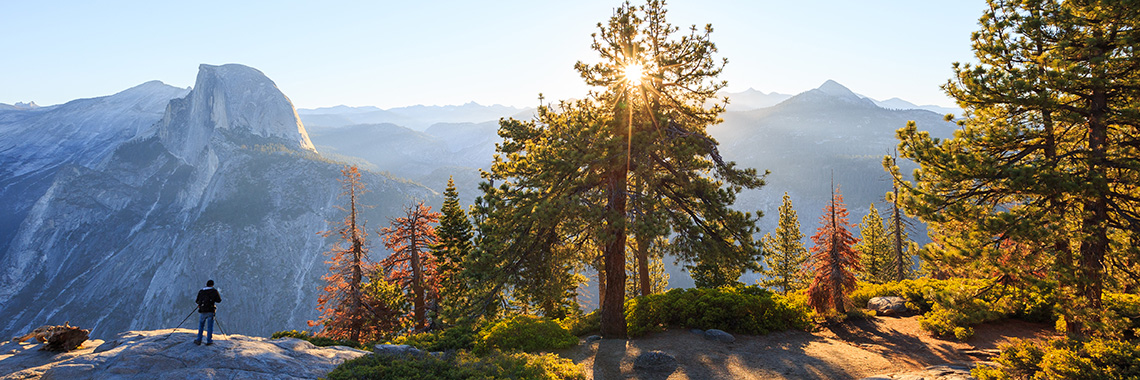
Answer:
[{"left": 196, "top": 287, "right": 222, "bottom": 313}]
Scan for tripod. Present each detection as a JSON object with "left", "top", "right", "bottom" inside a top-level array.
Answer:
[{"left": 163, "top": 307, "right": 199, "bottom": 340}]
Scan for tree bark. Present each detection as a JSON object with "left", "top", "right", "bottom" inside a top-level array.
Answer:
[
  {"left": 601, "top": 167, "right": 628, "bottom": 338},
  {"left": 636, "top": 233, "right": 651, "bottom": 297}
]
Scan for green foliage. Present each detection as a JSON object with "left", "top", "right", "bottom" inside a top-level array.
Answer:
[
  {"left": 624, "top": 286, "right": 811, "bottom": 337},
  {"left": 852, "top": 278, "right": 1058, "bottom": 340},
  {"left": 759, "top": 192, "right": 810, "bottom": 295},
  {"left": 474, "top": 315, "right": 578, "bottom": 354},
  {"left": 558, "top": 311, "right": 601, "bottom": 337},
  {"left": 854, "top": 203, "right": 891, "bottom": 283},
  {"left": 327, "top": 349, "right": 584, "bottom": 380},
  {"left": 390, "top": 325, "right": 478, "bottom": 352},
  {"left": 433, "top": 176, "right": 476, "bottom": 324},
  {"left": 270, "top": 330, "right": 372, "bottom": 350},
  {"left": 973, "top": 338, "right": 1140, "bottom": 380}
]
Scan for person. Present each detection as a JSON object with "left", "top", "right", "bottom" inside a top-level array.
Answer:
[{"left": 194, "top": 280, "right": 222, "bottom": 345}]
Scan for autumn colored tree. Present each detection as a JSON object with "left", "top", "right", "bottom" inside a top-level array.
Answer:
[
  {"left": 760, "top": 192, "right": 809, "bottom": 295},
  {"left": 854, "top": 203, "right": 890, "bottom": 283},
  {"left": 379, "top": 201, "right": 442, "bottom": 332},
  {"left": 310, "top": 166, "right": 400, "bottom": 342},
  {"left": 806, "top": 186, "right": 860, "bottom": 316},
  {"left": 892, "top": 0, "right": 1140, "bottom": 333},
  {"left": 432, "top": 177, "right": 475, "bottom": 324}
]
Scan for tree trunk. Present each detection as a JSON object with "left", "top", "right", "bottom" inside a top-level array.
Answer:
[
  {"left": 636, "top": 233, "right": 651, "bottom": 297},
  {"left": 1076, "top": 83, "right": 1109, "bottom": 334},
  {"left": 411, "top": 212, "right": 426, "bottom": 332},
  {"left": 601, "top": 168, "right": 628, "bottom": 338}
]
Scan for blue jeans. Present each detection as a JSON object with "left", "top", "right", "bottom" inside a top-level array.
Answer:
[{"left": 196, "top": 312, "right": 215, "bottom": 343}]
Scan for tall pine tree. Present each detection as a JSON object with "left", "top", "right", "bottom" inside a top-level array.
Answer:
[
  {"left": 806, "top": 185, "right": 860, "bottom": 316},
  {"left": 379, "top": 202, "right": 442, "bottom": 332},
  {"left": 760, "top": 192, "right": 809, "bottom": 295},
  {"left": 432, "top": 177, "right": 474, "bottom": 324},
  {"left": 892, "top": 0, "right": 1140, "bottom": 333},
  {"left": 854, "top": 203, "right": 891, "bottom": 283},
  {"left": 474, "top": 0, "right": 764, "bottom": 337}
]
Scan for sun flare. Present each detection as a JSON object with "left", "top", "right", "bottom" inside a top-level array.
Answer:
[{"left": 622, "top": 62, "right": 645, "bottom": 86}]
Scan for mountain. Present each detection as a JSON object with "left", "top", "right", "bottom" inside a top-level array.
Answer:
[
  {"left": 711, "top": 80, "right": 954, "bottom": 284},
  {"left": 298, "top": 102, "right": 531, "bottom": 131},
  {"left": 0, "top": 81, "right": 191, "bottom": 257},
  {"left": 0, "top": 64, "right": 437, "bottom": 339},
  {"left": 864, "top": 96, "right": 960, "bottom": 117},
  {"left": 719, "top": 88, "right": 792, "bottom": 111}
]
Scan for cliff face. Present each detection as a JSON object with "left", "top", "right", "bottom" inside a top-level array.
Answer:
[{"left": 0, "top": 64, "right": 437, "bottom": 338}]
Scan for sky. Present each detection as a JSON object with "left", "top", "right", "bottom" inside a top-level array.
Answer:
[{"left": 0, "top": 1, "right": 987, "bottom": 110}]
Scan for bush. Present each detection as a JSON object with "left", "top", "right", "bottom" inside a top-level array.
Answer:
[
  {"left": 327, "top": 349, "right": 584, "bottom": 380},
  {"left": 390, "top": 325, "right": 478, "bottom": 352},
  {"left": 853, "top": 278, "right": 1058, "bottom": 341},
  {"left": 473, "top": 315, "right": 578, "bottom": 354},
  {"left": 558, "top": 311, "right": 600, "bottom": 336},
  {"left": 270, "top": 329, "right": 371, "bottom": 350},
  {"left": 973, "top": 337, "right": 1140, "bottom": 380},
  {"left": 624, "top": 286, "right": 811, "bottom": 337}
]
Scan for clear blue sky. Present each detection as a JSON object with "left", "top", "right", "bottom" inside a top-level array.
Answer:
[{"left": 0, "top": 1, "right": 986, "bottom": 109}]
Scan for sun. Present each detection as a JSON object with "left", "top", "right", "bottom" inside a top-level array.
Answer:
[{"left": 622, "top": 62, "right": 645, "bottom": 86}]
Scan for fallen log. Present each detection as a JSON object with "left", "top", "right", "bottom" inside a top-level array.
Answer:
[{"left": 11, "top": 322, "right": 90, "bottom": 351}]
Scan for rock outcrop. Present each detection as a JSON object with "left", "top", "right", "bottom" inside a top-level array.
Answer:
[{"left": 0, "top": 329, "right": 367, "bottom": 380}]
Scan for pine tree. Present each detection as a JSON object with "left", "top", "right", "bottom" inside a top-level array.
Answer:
[
  {"left": 854, "top": 203, "right": 891, "bottom": 283},
  {"left": 474, "top": 0, "right": 763, "bottom": 338},
  {"left": 892, "top": 0, "right": 1140, "bottom": 333},
  {"left": 432, "top": 176, "right": 474, "bottom": 324},
  {"left": 310, "top": 166, "right": 399, "bottom": 342},
  {"left": 379, "top": 202, "right": 442, "bottom": 332},
  {"left": 884, "top": 190, "right": 915, "bottom": 282},
  {"left": 806, "top": 185, "right": 860, "bottom": 316},
  {"left": 759, "top": 192, "right": 809, "bottom": 295}
]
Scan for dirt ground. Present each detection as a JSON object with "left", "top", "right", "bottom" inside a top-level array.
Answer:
[{"left": 563, "top": 316, "right": 1057, "bottom": 380}]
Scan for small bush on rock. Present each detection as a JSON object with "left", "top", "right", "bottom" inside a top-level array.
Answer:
[
  {"left": 624, "top": 286, "right": 811, "bottom": 337},
  {"left": 474, "top": 315, "right": 578, "bottom": 354},
  {"left": 327, "top": 349, "right": 584, "bottom": 380},
  {"left": 390, "top": 325, "right": 478, "bottom": 352},
  {"left": 271, "top": 329, "right": 371, "bottom": 350}
]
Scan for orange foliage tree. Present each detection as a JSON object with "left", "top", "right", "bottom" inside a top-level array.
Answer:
[
  {"left": 806, "top": 185, "right": 861, "bottom": 316},
  {"left": 310, "top": 166, "right": 402, "bottom": 342},
  {"left": 379, "top": 201, "right": 442, "bottom": 331}
]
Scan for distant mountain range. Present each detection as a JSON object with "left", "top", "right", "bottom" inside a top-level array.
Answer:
[
  {"left": 717, "top": 81, "right": 960, "bottom": 117},
  {"left": 0, "top": 67, "right": 956, "bottom": 336}
]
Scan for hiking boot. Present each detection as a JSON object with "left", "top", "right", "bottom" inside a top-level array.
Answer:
[
  {"left": 193, "top": 340, "right": 201, "bottom": 345},
  {"left": 205, "top": 341, "right": 213, "bottom": 346}
]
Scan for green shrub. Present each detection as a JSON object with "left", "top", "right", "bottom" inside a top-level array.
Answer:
[
  {"left": 973, "top": 337, "right": 1140, "bottom": 380},
  {"left": 390, "top": 325, "right": 478, "bottom": 352},
  {"left": 473, "top": 315, "right": 578, "bottom": 354},
  {"left": 853, "top": 278, "right": 1058, "bottom": 341},
  {"left": 270, "top": 329, "right": 370, "bottom": 350},
  {"left": 558, "top": 311, "right": 600, "bottom": 336},
  {"left": 327, "top": 349, "right": 584, "bottom": 380},
  {"left": 624, "top": 286, "right": 811, "bottom": 337}
]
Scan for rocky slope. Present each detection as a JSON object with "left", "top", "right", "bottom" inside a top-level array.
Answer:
[
  {"left": 0, "top": 329, "right": 367, "bottom": 380},
  {"left": 0, "top": 64, "right": 437, "bottom": 339}
]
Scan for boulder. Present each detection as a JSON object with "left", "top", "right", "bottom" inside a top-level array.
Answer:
[
  {"left": 633, "top": 350, "right": 678, "bottom": 374},
  {"left": 585, "top": 335, "right": 602, "bottom": 343},
  {"left": 372, "top": 344, "right": 425, "bottom": 357},
  {"left": 704, "top": 329, "right": 735, "bottom": 343},
  {"left": 867, "top": 296, "right": 908, "bottom": 316}
]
